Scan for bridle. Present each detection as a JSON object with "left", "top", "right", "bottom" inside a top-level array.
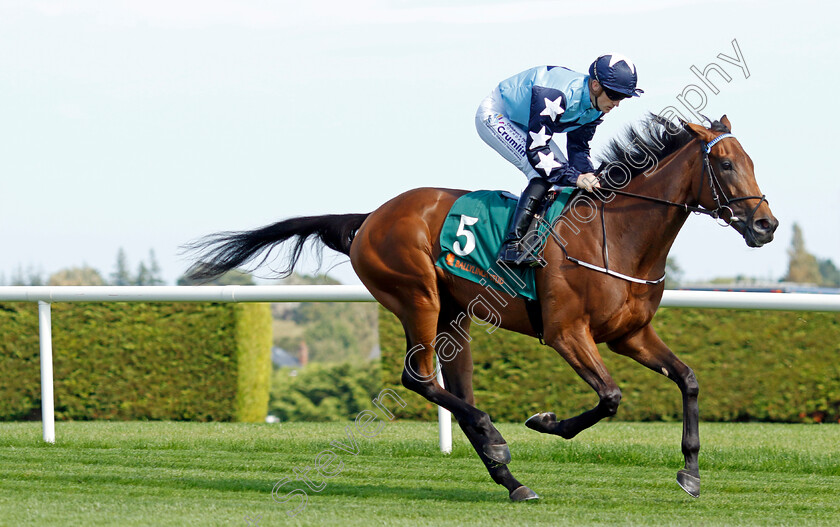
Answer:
[
  {"left": 600, "top": 132, "right": 766, "bottom": 226},
  {"left": 698, "top": 133, "right": 768, "bottom": 228},
  {"left": 549, "top": 132, "right": 767, "bottom": 285}
]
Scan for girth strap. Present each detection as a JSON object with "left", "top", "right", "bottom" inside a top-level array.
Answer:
[{"left": 524, "top": 297, "right": 545, "bottom": 344}]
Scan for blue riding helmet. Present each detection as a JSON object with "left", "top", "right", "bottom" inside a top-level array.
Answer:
[{"left": 589, "top": 53, "right": 644, "bottom": 98}]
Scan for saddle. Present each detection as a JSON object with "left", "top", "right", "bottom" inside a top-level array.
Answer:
[{"left": 435, "top": 188, "right": 575, "bottom": 302}]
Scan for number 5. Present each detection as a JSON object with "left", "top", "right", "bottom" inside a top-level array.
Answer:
[{"left": 452, "top": 215, "right": 479, "bottom": 256}]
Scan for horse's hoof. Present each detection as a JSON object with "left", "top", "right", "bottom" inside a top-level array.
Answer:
[
  {"left": 525, "top": 412, "right": 556, "bottom": 434},
  {"left": 509, "top": 485, "right": 540, "bottom": 502},
  {"left": 482, "top": 442, "right": 511, "bottom": 464},
  {"left": 677, "top": 469, "right": 700, "bottom": 498}
]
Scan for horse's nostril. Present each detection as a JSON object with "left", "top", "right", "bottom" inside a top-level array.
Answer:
[{"left": 755, "top": 218, "right": 772, "bottom": 232}]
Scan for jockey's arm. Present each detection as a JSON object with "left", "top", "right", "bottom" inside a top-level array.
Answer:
[
  {"left": 566, "top": 119, "right": 602, "bottom": 174},
  {"left": 523, "top": 86, "right": 581, "bottom": 187},
  {"left": 567, "top": 119, "right": 603, "bottom": 191}
]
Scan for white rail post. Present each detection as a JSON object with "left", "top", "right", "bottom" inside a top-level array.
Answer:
[
  {"left": 435, "top": 357, "right": 452, "bottom": 454},
  {"left": 38, "top": 301, "right": 56, "bottom": 444}
]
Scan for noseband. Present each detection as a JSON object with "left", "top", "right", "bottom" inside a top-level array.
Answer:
[
  {"left": 550, "top": 132, "right": 767, "bottom": 285},
  {"left": 699, "top": 133, "right": 767, "bottom": 228}
]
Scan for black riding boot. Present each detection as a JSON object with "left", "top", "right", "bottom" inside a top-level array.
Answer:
[{"left": 497, "top": 177, "right": 551, "bottom": 266}]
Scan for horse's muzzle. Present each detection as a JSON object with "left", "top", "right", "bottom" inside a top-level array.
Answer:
[{"left": 738, "top": 215, "right": 778, "bottom": 247}]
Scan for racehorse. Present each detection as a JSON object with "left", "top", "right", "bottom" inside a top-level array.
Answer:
[{"left": 185, "top": 115, "right": 778, "bottom": 501}]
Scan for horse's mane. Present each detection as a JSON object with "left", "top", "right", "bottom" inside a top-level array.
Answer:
[{"left": 596, "top": 113, "right": 730, "bottom": 187}]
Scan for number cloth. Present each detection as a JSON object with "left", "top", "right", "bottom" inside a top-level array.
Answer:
[{"left": 436, "top": 189, "right": 574, "bottom": 300}]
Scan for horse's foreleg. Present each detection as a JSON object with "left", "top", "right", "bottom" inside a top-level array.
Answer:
[
  {"left": 608, "top": 324, "right": 701, "bottom": 497},
  {"left": 527, "top": 329, "right": 622, "bottom": 439}
]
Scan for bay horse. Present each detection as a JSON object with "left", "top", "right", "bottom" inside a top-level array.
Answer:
[{"left": 185, "top": 115, "right": 778, "bottom": 501}]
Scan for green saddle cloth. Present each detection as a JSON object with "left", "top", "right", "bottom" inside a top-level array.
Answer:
[{"left": 435, "top": 188, "right": 574, "bottom": 301}]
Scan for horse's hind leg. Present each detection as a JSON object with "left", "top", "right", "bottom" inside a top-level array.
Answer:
[
  {"left": 436, "top": 298, "right": 538, "bottom": 501},
  {"left": 607, "top": 324, "right": 701, "bottom": 497},
  {"left": 398, "top": 301, "right": 512, "bottom": 465},
  {"left": 356, "top": 263, "right": 511, "bottom": 466},
  {"left": 350, "top": 198, "right": 524, "bottom": 499}
]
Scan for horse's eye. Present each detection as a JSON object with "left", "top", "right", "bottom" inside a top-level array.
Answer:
[{"left": 721, "top": 161, "right": 733, "bottom": 171}]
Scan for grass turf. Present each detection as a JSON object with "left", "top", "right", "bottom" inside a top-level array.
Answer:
[{"left": 0, "top": 421, "right": 837, "bottom": 526}]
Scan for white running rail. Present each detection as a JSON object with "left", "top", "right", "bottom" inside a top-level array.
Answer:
[{"left": 1, "top": 286, "right": 839, "bottom": 449}]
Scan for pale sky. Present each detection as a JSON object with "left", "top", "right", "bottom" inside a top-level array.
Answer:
[{"left": 1, "top": 0, "right": 838, "bottom": 286}]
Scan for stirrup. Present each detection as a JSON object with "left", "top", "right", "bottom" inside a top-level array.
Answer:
[{"left": 497, "top": 242, "right": 544, "bottom": 267}]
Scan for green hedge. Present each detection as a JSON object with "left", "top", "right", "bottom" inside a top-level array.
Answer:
[
  {"left": 379, "top": 306, "right": 840, "bottom": 423},
  {"left": 0, "top": 302, "right": 272, "bottom": 422},
  {"left": 269, "top": 361, "right": 382, "bottom": 422}
]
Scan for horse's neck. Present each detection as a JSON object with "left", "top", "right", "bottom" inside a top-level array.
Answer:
[{"left": 601, "top": 142, "right": 701, "bottom": 278}]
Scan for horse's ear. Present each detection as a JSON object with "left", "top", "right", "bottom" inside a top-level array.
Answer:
[
  {"left": 720, "top": 114, "right": 732, "bottom": 131},
  {"left": 683, "top": 121, "right": 714, "bottom": 141},
  {"left": 678, "top": 117, "right": 694, "bottom": 134}
]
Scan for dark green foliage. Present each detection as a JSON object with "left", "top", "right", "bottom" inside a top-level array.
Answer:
[
  {"left": 379, "top": 306, "right": 840, "bottom": 423},
  {"left": 0, "top": 302, "right": 272, "bottom": 422},
  {"left": 269, "top": 361, "right": 381, "bottom": 421},
  {"left": 268, "top": 273, "right": 378, "bottom": 364},
  {"left": 274, "top": 301, "right": 377, "bottom": 364},
  {"left": 110, "top": 248, "right": 165, "bottom": 285},
  {"left": 8, "top": 265, "right": 45, "bottom": 286},
  {"left": 110, "top": 248, "right": 132, "bottom": 286},
  {"left": 176, "top": 269, "right": 255, "bottom": 286},
  {"left": 818, "top": 258, "right": 840, "bottom": 287}
]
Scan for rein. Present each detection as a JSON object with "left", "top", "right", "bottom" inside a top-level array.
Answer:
[{"left": 553, "top": 133, "right": 766, "bottom": 285}]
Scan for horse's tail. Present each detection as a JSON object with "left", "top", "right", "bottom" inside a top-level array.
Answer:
[{"left": 183, "top": 213, "right": 370, "bottom": 282}]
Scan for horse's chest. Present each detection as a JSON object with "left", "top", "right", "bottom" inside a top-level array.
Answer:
[{"left": 593, "top": 294, "right": 657, "bottom": 342}]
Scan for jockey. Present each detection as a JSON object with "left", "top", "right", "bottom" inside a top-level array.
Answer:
[{"left": 476, "top": 53, "right": 643, "bottom": 266}]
